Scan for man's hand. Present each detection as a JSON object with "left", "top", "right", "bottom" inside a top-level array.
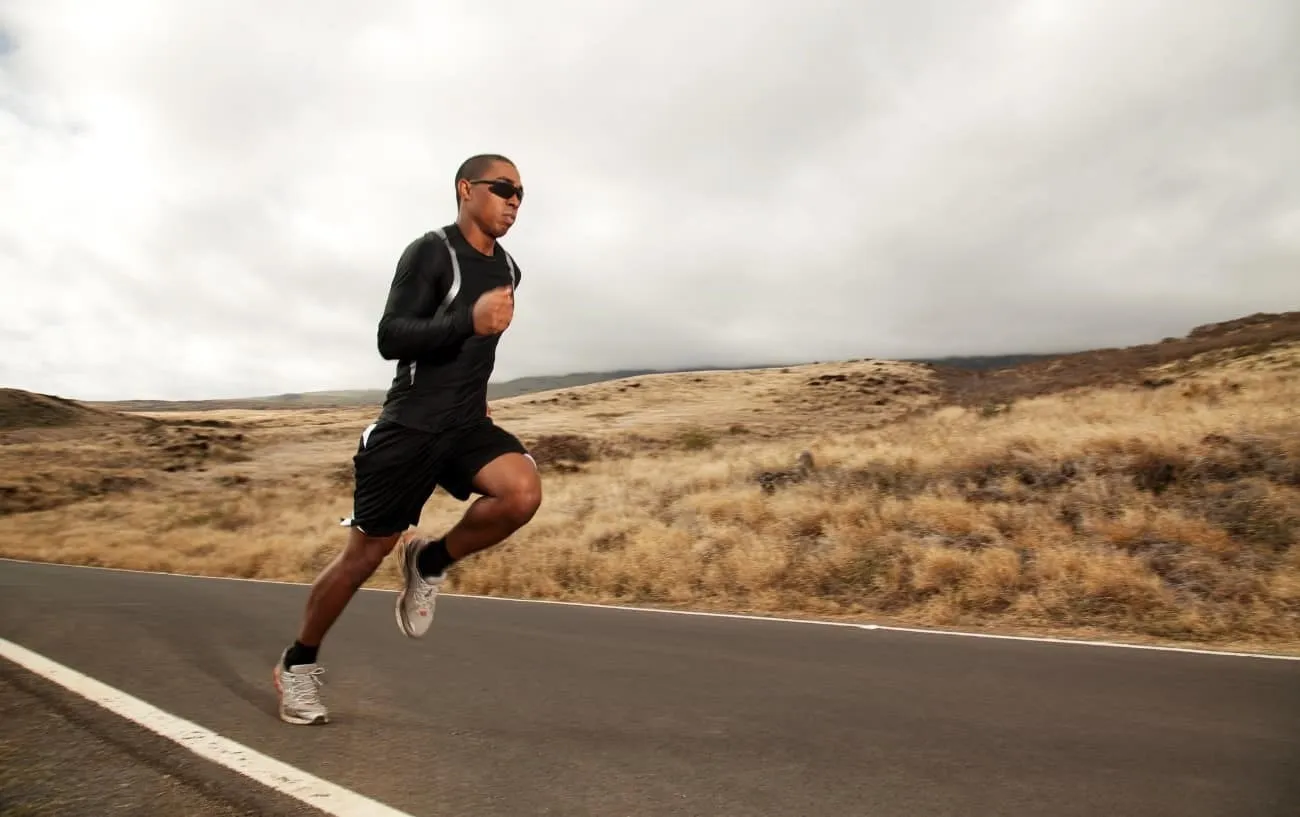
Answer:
[{"left": 472, "top": 286, "right": 514, "bottom": 335}]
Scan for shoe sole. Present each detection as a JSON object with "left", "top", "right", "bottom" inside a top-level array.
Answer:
[
  {"left": 394, "top": 540, "right": 421, "bottom": 639},
  {"left": 272, "top": 667, "right": 329, "bottom": 725}
]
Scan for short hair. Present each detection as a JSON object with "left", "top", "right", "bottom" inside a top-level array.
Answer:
[{"left": 454, "top": 153, "right": 515, "bottom": 208}]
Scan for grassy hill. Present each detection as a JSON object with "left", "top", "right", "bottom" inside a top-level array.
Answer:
[
  {"left": 3, "top": 310, "right": 1298, "bottom": 654},
  {"left": 0, "top": 388, "right": 149, "bottom": 432}
]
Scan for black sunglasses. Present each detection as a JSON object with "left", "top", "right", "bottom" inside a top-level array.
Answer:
[{"left": 469, "top": 178, "right": 524, "bottom": 202}]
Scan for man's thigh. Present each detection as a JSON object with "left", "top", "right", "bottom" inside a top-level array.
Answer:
[{"left": 436, "top": 419, "right": 534, "bottom": 501}]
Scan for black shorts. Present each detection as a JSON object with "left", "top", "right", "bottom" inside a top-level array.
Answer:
[{"left": 341, "top": 416, "right": 530, "bottom": 537}]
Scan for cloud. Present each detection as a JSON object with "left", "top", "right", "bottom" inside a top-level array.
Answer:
[{"left": 1, "top": 0, "right": 1297, "bottom": 400}]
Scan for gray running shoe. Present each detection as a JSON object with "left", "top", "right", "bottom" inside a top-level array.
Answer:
[
  {"left": 273, "top": 649, "right": 329, "bottom": 725},
  {"left": 395, "top": 538, "right": 445, "bottom": 638}
]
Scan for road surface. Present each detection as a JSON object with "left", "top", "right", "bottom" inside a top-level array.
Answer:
[
  {"left": 0, "top": 663, "right": 321, "bottom": 817},
  {"left": 1, "top": 558, "right": 1298, "bottom": 816}
]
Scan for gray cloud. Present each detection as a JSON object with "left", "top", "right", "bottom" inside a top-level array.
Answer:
[{"left": 1, "top": 0, "right": 1297, "bottom": 400}]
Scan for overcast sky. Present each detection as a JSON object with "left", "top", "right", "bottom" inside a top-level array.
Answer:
[{"left": 2, "top": 0, "right": 1297, "bottom": 401}]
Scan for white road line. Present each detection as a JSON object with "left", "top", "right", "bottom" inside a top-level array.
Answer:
[
  {"left": 3, "top": 556, "right": 1299, "bottom": 661},
  {"left": 445, "top": 593, "right": 1300, "bottom": 661},
  {"left": 0, "top": 637, "right": 415, "bottom": 817},
  {"left": 853, "top": 623, "right": 1300, "bottom": 661}
]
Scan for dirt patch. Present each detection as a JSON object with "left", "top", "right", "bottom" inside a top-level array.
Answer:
[
  {"left": 527, "top": 434, "right": 597, "bottom": 473},
  {"left": 0, "top": 419, "right": 253, "bottom": 517},
  {"left": 0, "top": 473, "right": 153, "bottom": 516}
]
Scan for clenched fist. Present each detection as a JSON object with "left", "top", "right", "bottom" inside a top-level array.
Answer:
[{"left": 472, "top": 286, "right": 514, "bottom": 335}]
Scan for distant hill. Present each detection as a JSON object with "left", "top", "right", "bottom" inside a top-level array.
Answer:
[
  {"left": 91, "top": 389, "right": 386, "bottom": 414},
  {"left": 64, "top": 312, "right": 1300, "bottom": 413},
  {"left": 0, "top": 388, "right": 151, "bottom": 432},
  {"left": 85, "top": 356, "right": 1068, "bottom": 413},
  {"left": 87, "top": 369, "right": 667, "bottom": 413},
  {"left": 909, "top": 353, "right": 1063, "bottom": 370}
]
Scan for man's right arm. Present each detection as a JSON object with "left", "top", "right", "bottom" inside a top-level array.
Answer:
[{"left": 376, "top": 236, "right": 475, "bottom": 361}]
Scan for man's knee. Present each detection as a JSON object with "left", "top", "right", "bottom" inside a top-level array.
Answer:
[
  {"left": 499, "top": 468, "right": 542, "bottom": 527},
  {"left": 471, "top": 451, "right": 543, "bottom": 527},
  {"left": 344, "top": 528, "right": 401, "bottom": 570}
]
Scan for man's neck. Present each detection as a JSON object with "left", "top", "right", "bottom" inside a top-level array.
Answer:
[{"left": 456, "top": 215, "right": 496, "bottom": 256}]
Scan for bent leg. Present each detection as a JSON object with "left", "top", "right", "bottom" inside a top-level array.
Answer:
[
  {"left": 395, "top": 423, "right": 541, "bottom": 638},
  {"left": 444, "top": 452, "right": 543, "bottom": 560}
]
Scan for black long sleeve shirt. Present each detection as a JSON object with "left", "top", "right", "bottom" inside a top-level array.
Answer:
[{"left": 376, "top": 224, "right": 520, "bottom": 433}]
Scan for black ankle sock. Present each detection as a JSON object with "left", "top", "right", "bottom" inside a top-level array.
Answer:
[
  {"left": 284, "top": 640, "right": 318, "bottom": 668},
  {"left": 415, "top": 537, "right": 456, "bottom": 578}
]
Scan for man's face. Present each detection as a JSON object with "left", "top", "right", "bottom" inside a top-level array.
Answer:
[{"left": 460, "top": 161, "right": 523, "bottom": 238}]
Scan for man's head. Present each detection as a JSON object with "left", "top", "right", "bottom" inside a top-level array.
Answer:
[{"left": 454, "top": 153, "right": 523, "bottom": 238}]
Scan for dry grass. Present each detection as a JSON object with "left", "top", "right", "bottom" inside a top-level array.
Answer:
[
  {"left": 488, "top": 358, "right": 939, "bottom": 438},
  {"left": 1, "top": 337, "right": 1298, "bottom": 654},
  {"left": 453, "top": 357, "right": 1300, "bottom": 650}
]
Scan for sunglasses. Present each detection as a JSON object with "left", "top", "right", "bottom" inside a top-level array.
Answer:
[{"left": 469, "top": 179, "right": 524, "bottom": 203}]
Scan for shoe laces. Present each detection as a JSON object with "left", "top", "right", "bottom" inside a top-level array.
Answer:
[
  {"left": 414, "top": 573, "right": 443, "bottom": 606},
  {"left": 283, "top": 665, "right": 325, "bottom": 705}
]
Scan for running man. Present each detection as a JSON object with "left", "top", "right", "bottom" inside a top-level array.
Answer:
[{"left": 273, "top": 154, "right": 543, "bottom": 725}]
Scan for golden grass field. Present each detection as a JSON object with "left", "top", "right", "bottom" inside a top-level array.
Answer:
[{"left": 1, "top": 319, "right": 1298, "bottom": 655}]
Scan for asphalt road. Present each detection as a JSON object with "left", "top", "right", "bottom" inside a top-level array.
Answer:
[
  {"left": 1, "top": 559, "right": 1298, "bottom": 817},
  {"left": 0, "top": 663, "right": 318, "bottom": 817}
]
